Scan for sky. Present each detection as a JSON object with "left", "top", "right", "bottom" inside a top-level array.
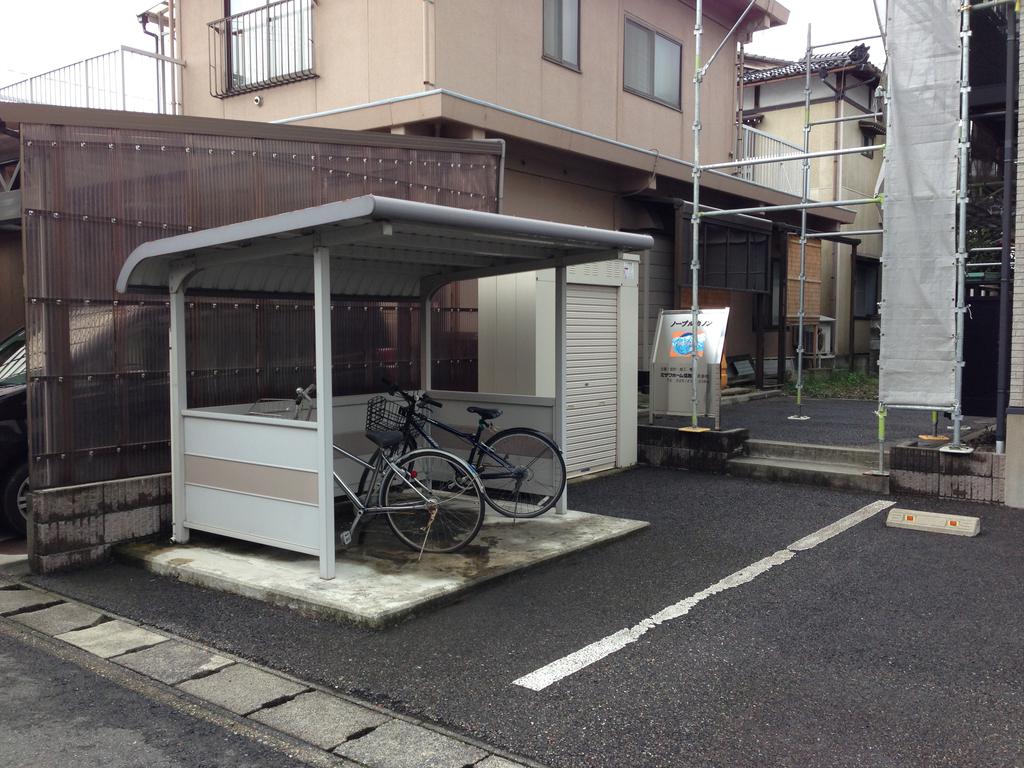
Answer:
[
  {"left": 0, "top": 0, "right": 887, "bottom": 89},
  {"left": 745, "top": 0, "right": 886, "bottom": 64},
  {"left": 0, "top": 0, "right": 155, "bottom": 87}
]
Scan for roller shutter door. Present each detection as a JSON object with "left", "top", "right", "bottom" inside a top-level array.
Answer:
[{"left": 566, "top": 284, "right": 618, "bottom": 476}]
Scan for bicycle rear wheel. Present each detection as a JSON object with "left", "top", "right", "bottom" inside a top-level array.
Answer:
[
  {"left": 356, "top": 437, "right": 416, "bottom": 499},
  {"left": 477, "top": 428, "right": 566, "bottom": 518},
  {"left": 379, "top": 448, "right": 485, "bottom": 554}
]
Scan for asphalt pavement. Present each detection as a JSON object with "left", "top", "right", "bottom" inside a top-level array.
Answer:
[
  {"left": 29, "top": 468, "right": 1024, "bottom": 768},
  {"left": 0, "top": 628, "right": 310, "bottom": 768},
  {"left": 652, "top": 396, "right": 993, "bottom": 447}
]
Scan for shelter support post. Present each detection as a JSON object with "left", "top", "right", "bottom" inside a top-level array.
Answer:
[
  {"left": 420, "top": 291, "right": 432, "bottom": 391},
  {"left": 168, "top": 281, "right": 188, "bottom": 544},
  {"left": 313, "top": 245, "right": 336, "bottom": 580},
  {"left": 554, "top": 266, "right": 568, "bottom": 514}
]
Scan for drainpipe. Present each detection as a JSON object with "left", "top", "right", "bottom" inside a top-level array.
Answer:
[
  {"left": 422, "top": 0, "right": 436, "bottom": 88},
  {"left": 139, "top": 13, "right": 164, "bottom": 114},
  {"left": 995, "top": 5, "right": 1017, "bottom": 454},
  {"left": 736, "top": 42, "right": 745, "bottom": 161},
  {"left": 168, "top": 0, "right": 178, "bottom": 114}
]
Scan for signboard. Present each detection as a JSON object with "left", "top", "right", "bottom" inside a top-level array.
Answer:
[{"left": 650, "top": 308, "right": 730, "bottom": 420}]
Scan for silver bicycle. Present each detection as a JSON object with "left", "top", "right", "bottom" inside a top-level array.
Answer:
[{"left": 256, "top": 385, "right": 486, "bottom": 555}]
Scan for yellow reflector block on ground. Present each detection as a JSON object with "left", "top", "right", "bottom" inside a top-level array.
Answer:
[{"left": 885, "top": 508, "right": 980, "bottom": 537}]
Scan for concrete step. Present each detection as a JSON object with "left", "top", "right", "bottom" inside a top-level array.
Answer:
[
  {"left": 727, "top": 456, "right": 890, "bottom": 494},
  {"left": 744, "top": 439, "right": 886, "bottom": 470},
  {"left": 720, "top": 389, "right": 785, "bottom": 406}
]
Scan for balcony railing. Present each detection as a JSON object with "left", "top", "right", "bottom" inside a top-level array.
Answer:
[
  {"left": 208, "top": 0, "right": 316, "bottom": 98},
  {"left": 0, "top": 47, "right": 182, "bottom": 114},
  {"left": 738, "top": 125, "right": 803, "bottom": 197}
]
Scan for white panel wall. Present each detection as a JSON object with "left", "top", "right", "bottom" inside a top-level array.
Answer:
[{"left": 181, "top": 411, "right": 321, "bottom": 554}]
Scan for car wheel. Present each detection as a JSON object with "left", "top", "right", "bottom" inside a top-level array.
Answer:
[{"left": 2, "top": 463, "right": 28, "bottom": 536}]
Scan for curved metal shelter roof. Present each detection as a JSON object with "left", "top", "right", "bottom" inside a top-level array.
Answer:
[{"left": 117, "top": 195, "right": 653, "bottom": 297}]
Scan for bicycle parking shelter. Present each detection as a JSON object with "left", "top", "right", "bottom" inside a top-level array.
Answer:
[{"left": 116, "top": 195, "right": 652, "bottom": 580}]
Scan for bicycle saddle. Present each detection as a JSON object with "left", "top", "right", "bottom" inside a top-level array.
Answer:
[
  {"left": 467, "top": 406, "right": 502, "bottom": 420},
  {"left": 364, "top": 430, "right": 404, "bottom": 449}
]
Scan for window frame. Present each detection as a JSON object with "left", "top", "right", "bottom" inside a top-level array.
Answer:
[
  {"left": 542, "top": 0, "right": 582, "bottom": 73},
  {"left": 853, "top": 256, "right": 882, "bottom": 319},
  {"left": 622, "top": 16, "right": 683, "bottom": 111}
]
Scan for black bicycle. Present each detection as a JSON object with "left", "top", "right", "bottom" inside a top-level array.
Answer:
[
  {"left": 284, "top": 384, "right": 485, "bottom": 555},
  {"left": 358, "top": 380, "right": 567, "bottom": 519}
]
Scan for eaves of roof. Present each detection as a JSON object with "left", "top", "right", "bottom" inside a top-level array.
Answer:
[{"left": 281, "top": 89, "right": 856, "bottom": 225}]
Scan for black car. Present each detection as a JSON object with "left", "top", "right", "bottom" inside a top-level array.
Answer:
[{"left": 0, "top": 328, "right": 27, "bottom": 535}]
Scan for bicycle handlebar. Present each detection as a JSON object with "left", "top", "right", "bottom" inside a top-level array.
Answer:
[
  {"left": 295, "top": 383, "right": 316, "bottom": 405},
  {"left": 381, "top": 378, "right": 442, "bottom": 410}
]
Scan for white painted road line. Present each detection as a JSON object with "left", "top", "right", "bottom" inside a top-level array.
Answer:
[
  {"left": 513, "top": 499, "right": 896, "bottom": 692},
  {"left": 788, "top": 500, "right": 896, "bottom": 551}
]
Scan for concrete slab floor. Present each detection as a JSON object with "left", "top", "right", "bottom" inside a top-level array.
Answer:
[
  {"left": 250, "top": 691, "right": 390, "bottom": 750},
  {"left": 57, "top": 620, "right": 169, "bottom": 659},
  {"left": 0, "top": 586, "right": 61, "bottom": 616},
  {"left": 178, "top": 663, "right": 309, "bottom": 716},
  {"left": 116, "top": 640, "right": 234, "bottom": 685},
  {"left": 334, "top": 719, "right": 487, "bottom": 768},
  {"left": 118, "top": 509, "right": 648, "bottom": 628},
  {"left": 11, "top": 601, "right": 104, "bottom": 636}
]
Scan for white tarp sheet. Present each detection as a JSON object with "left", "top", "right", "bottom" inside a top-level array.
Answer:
[{"left": 878, "top": 0, "right": 960, "bottom": 408}]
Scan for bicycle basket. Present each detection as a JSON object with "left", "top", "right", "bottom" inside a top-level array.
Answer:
[{"left": 365, "top": 395, "right": 416, "bottom": 434}]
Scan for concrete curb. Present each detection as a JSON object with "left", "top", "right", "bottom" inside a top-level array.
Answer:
[{"left": 0, "top": 578, "right": 549, "bottom": 768}]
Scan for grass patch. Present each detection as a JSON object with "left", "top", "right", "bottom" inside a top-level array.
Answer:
[{"left": 785, "top": 370, "right": 878, "bottom": 400}]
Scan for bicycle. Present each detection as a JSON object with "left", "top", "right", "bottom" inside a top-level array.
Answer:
[
  {"left": 283, "top": 384, "right": 485, "bottom": 555},
  {"left": 357, "top": 380, "right": 567, "bottom": 519}
]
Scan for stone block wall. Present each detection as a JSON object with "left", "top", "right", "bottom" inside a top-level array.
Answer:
[
  {"left": 28, "top": 473, "right": 171, "bottom": 573},
  {"left": 890, "top": 446, "right": 1005, "bottom": 503},
  {"left": 637, "top": 426, "right": 748, "bottom": 472}
]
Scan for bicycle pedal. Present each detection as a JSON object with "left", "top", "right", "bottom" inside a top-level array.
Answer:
[{"left": 339, "top": 530, "right": 353, "bottom": 547}]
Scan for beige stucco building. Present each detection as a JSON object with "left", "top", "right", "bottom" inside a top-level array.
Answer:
[
  {"left": 742, "top": 47, "right": 884, "bottom": 370},
  {"left": 168, "top": 0, "right": 858, "bottom": 473}
]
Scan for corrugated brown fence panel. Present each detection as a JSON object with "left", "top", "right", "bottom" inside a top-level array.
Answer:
[
  {"left": 22, "top": 123, "right": 495, "bottom": 489},
  {"left": 787, "top": 235, "right": 822, "bottom": 320}
]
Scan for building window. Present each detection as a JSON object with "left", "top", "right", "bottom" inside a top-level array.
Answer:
[
  {"left": 854, "top": 258, "right": 881, "bottom": 318},
  {"left": 623, "top": 18, "right": 681, "bottom": 109},
  {"left": 209, "top": 0, "right": 316, "bottom": 98},
  {"left": 543, "top": 0, "right": 580, "bottom": 70}
]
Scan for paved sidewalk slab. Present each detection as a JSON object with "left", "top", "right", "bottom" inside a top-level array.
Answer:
[
  {"left": 251, "top": 691, "right": 389, "bottom": 749},
  {"left": 178, "top": 663, "right": 308, "bottom": 716},
  {"left": 335, "top": 719, "right": 486, "bottom": 768},
  {"left": 57, "top": 620, "right": 168, "bottom": 658},
  {"left": 0, "top": 588, "right": 60, "bottom": 616},
  {"left": 119, "top": 509, "right": 648, "bottom": 627},
  {"left": 116, "top": 640, "right": 234, "bottom": 685},
  {"left": 477, "top": 757, "right": 530, "bottom": 768},
  {"left": 12, "top": 601, "right": 103, "bottom": 635}
]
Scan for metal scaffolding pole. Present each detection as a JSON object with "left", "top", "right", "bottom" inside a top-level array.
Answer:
[
  {"left": 790, "top": 26, "right": 813, "bottom": 421},
  {"left": 944, "top": 2, "right": 973, "bottom": 453},
  {"left": 700, "top": 196, "right": 882, "bottom": 218},
  {"left": 688, "top": 0, "right": 704, "bottom": 429},
  {"left": 995, "top": 2, "right": 1017, "bottom": 454}
]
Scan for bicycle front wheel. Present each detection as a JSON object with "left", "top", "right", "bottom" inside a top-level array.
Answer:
[
  {"left": 477, "top": 428, "right": 566, "bottom": 518},
  {"left": 379, "top": 448, "right": 485, "bottom": 554}
]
